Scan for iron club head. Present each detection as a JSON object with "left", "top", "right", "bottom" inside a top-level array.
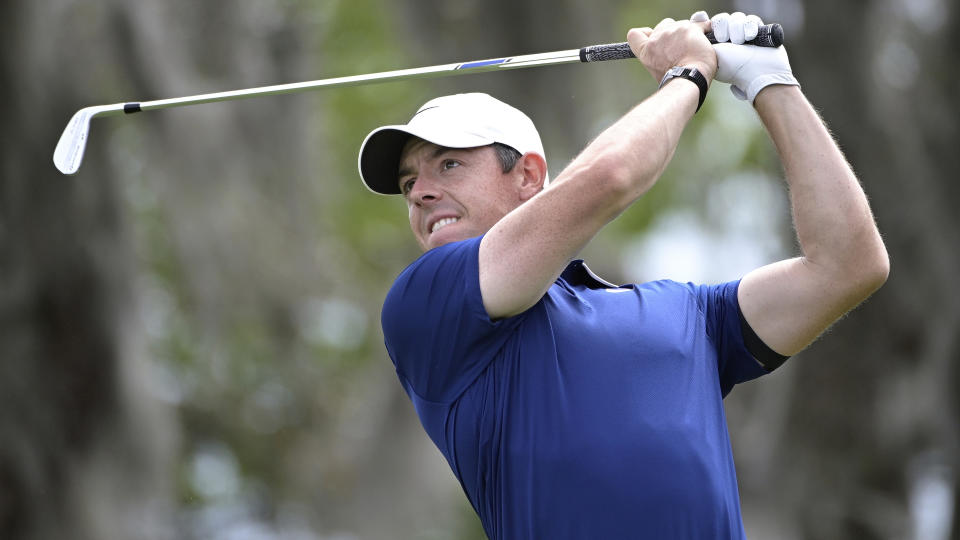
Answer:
[{"left": 53, "top": 104, "right": 126, "bottom": 175}]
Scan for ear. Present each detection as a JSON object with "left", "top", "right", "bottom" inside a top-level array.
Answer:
[{"left": 515, "top": 152, "right": 548, "bottom": 201}]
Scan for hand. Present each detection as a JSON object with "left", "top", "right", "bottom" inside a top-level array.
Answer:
[
  {"left": 628, "top": 17, "right": 717, "bottom": 83},
  {"left": 692, "top": 11, "right": 800, "bottom": 103}
]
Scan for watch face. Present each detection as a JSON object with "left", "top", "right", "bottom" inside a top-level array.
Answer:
[
  {"left": 660, "top": 66, "right": 683, "bottom": 88},
  {"left": 657, "top": 66, "right": 708, "bottom": 112}
]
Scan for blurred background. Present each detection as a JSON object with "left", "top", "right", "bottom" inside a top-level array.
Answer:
[{"left": 2, "top": 0, "right": 957, "bottom": 538}]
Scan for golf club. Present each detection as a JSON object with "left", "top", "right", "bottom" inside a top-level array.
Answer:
[{"left": 53, "top": 24, "right": 783, "bottom": 175}]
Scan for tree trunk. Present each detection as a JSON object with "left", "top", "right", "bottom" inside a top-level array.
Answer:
[
  {"left": 0, "top": 2, "right": 176, "bottom": 540},
  {"left": 733, "top": 0, "right": 960, "bottom": 537}
]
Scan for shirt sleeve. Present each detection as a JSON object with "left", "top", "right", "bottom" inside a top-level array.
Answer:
[
  {"left": 381, "top": 235, "right": 525, "bottom": 403},
  {"left": 693, "top": 280, "right": 769, "bottom": 397}
]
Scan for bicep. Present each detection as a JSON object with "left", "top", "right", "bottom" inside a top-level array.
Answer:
[{"left": 738, "top": 257, "right": 878, "bottom": 356}]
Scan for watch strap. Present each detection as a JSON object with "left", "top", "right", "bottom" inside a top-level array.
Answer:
[{"left": 658, "top": 66, "right": 709, "bottom": 113}]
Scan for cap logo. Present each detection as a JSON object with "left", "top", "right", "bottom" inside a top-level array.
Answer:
[{"left": 413, "top": 105, "right": 439, "bottom": 117}]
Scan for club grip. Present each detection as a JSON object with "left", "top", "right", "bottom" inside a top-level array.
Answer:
[
  {"left": 706, "top": 23, "right": 783, "bottom": 47},
  {"left": 579, "top": 42, "right": 635, "bottom": 63},
  {"left": 579, "top": 23, "right": 783, "bottom": 63}
]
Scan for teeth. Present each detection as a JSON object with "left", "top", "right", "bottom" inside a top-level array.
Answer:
[{"left": 431, "top": 217, "right": 459, "bottom": 234}]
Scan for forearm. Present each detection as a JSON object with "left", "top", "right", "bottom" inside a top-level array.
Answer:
[
  {"left": 755, "top": 86, "right": 888, "bottom": 279},
  {"left": 480, "top": 17, "right": 717, "bottom": 319},
  {"left": 553, "top": 77, "right": 700, "bottom": 199},
  {"left": 481, "top": 81, "right": 700, "bottom": 318}
]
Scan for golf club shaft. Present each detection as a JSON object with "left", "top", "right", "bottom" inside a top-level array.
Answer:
[
  {"left": 53, "top": 24, "right": 782, "bottom": 175},
  {"left": 129, "top": 24, "right": 782, "bottom": 113},
  {"left": 134, "top": 50, "right": 585, "bottom": 113}
]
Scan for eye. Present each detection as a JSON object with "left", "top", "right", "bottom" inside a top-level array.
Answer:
[
  {"left": 442, "top": 159, "right": 460, "bottom": 171},
  {"left": 400, "top": 178, "right": 415, "bottom": 195}
]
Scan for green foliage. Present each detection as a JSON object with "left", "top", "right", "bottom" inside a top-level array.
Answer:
[{"left": 317, "top": 0, "right": 426, "bottom": 267}]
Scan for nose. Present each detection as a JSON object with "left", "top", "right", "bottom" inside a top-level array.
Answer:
[{"left": 409, "top": 175, "right": 441, "bottom": 206}]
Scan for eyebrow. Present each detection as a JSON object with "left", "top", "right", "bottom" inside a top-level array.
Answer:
[{"left": 397, "top": 145, "right": 457, "bottom": 184}]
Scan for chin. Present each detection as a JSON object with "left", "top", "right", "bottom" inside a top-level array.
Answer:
[
  {"left": 423, "top": 229, "right": 467, "bottom": 251},
  {"left": 424, "top": 237, "right": 454, "bottom": 251}
]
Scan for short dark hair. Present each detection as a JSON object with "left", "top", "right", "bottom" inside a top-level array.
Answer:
[{"left": 492, "top": 143, "right": 522, "bottom": 173}]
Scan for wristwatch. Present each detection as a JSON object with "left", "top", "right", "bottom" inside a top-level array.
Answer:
[{"left": 658, "top": 66, "right": 708, "bottom": 113}]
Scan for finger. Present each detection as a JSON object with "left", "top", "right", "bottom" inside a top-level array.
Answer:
[
  {"left": 690, "top": 10, "right": 709, "bottom": 23},
  {"left": 654, "top": 17, "right": 676, "bottom": 31},
  {"left": 711, "top": 12, "right": 730, "bottom": 42},
  {"left": 692, "top": 19, "right": 712, "bottom": 38},
  {"left": 627, "top": 27, "right": 653, "bottom": 41},
  {"left": 744, "top": 14, "right": 763, "bottom": 41},
  {"left": 627, "top": 27, "right": 653, "bottom": 54},
  {"left": 729, "top": 12, "right": 747, "bottom": 44}
]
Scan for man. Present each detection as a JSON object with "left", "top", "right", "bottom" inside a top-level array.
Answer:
[{"left": 357, "top": 11, "right": 888, "bottom": 539}]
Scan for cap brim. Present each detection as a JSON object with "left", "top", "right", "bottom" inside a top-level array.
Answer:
[
  {"left": 358, "top": 127, "right": 412, "bottom": 195},
  {"left": 358, "top": 125, "right": 495, "bottom": 195}
]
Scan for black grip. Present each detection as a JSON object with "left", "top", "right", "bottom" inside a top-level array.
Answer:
[
  {"left": 579, "top": 23, "right": 784, "bottom": 63},
  {"left": 705, "top": 23, "right": 783, "bottom": 47},
  {"left": 579, "top": 42, "right": 635, "bottom": 63}
]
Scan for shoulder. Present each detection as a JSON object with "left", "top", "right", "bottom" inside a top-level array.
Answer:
[
  {"left": 632, "top": 278, "right": 729, "bottom": 305},
  {"left": 647, "top": 279, "right": 741, "bottom": 310},
  {"left": 389, "top": 236, "right": 484, "bottom": 294},
  {"left": 383, "top": 235, "right": 488, "bottom": 335},
  {"left": 628, "top": 279, "right": 744, "bottom": 333}
]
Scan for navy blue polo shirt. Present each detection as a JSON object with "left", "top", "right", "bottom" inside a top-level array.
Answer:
[{"left": 382, "top": 235, "right": 768, "bottom": 539}]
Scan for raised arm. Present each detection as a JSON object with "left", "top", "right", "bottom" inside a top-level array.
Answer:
[
  {"left": 737, "top": 85, "right": 889, "bottom": 355},
  {"left": 479, "top": 18, "right": 716, "bottom": 318}
]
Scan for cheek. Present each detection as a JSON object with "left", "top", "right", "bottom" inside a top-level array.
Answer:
[
  {"left": 407, "top": 203, "right": 419, "bottom": 231},
  {"left": 491, "top": 179, "right": 521, "bottom": 215}
]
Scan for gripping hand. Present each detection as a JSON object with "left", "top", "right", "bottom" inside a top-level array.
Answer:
[{"left": 691, "top": 11, "right": 799, "bottom": 103}]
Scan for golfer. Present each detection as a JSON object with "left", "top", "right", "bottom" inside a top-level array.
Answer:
[{"left": 358, "top": 11, "right": 888, "bottom": 539}]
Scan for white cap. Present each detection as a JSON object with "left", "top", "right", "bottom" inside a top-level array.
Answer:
[{"left": 358, "top": 93, "right": 546, "bottom": 194}]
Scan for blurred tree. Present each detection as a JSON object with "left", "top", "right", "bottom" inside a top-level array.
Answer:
[
  {"left": 727, "top": 0, "right": 960, "bottom": 538},
  {"left": 95, "top": 1, "right": 462, "bottom": 538},
  {"left": 0, "top": 2, "right": 175, "bottom": 540}
]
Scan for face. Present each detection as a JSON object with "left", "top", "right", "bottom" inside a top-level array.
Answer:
[{"left": 398, "top": 139, "right": 525, "bottom": 252}]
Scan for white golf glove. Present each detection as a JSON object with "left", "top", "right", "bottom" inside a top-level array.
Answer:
[{"left": 691, "top": 10, "right": 800, "bottom": 104}]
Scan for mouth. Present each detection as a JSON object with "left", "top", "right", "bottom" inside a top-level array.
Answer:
[{"left": 429, "top": 216, "right": 460, "bottom": 235}]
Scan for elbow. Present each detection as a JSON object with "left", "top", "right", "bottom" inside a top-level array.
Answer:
[
  {"left": 815, "top": 233, "right": 889, "bottom": 304},
  {"left": 864, "top": 227, "right": 890, "bottom": 289},
  {"left": 600, "top": 160, "right": 637, "bottom": 200},
  {"left": 588, "top": 148, "right": 664, "bottom": 202},
  {"left": 560, "top": 150, "right": 640, "bottom": 210},
  {"left": 866, "top": 244, "right": 890, "bottom": 292},
  {"left": 850, "top": 237, "right": 890, "bottom": 298}
]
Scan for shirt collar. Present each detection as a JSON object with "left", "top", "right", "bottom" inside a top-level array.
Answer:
[{"left": 559, "top": 260, "right": 618, "bottom": 289}]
